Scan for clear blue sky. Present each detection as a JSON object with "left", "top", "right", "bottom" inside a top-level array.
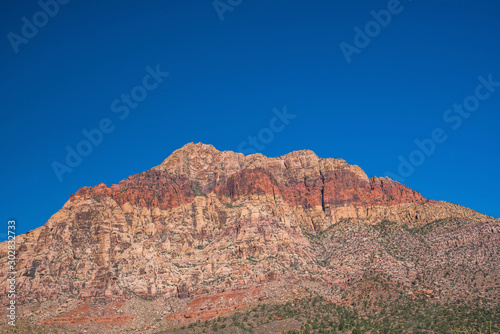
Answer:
[{"left": 1, "top": 0, "right": 499, "bottom": 239}]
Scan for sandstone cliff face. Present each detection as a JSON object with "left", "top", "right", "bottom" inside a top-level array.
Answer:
[{"left": 0, "top": 143, "right": 498, "bottom": 331}]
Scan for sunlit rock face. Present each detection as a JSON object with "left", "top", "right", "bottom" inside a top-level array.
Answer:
[{"left": 1, "top": 142, "right": 498, "bottom": 329}]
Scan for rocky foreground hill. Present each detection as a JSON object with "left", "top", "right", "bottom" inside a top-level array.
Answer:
[{"left": 1, "top": 143, "right": 499, "bottom": 333}]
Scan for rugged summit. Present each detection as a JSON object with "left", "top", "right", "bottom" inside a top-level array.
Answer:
[{"left": 1, "top": 143, "right": 498, "bottom": 333}]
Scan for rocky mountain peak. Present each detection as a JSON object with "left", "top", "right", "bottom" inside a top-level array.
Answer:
[{"left": 0, "top": 142, "right": 497, "bottom": 332}]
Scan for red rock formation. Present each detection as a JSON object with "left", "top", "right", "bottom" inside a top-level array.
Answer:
[
  {"left": 216, "top": 168, "right": 280, "bottom": 199},
  {"left": 74, "top": 170, "right": 194, "bottom": 210},
  {"left": 0, "top": 142, "right": 497, "bottom": 332}
]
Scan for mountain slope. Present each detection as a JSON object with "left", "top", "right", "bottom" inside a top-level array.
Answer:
[{"left": 0, "top": 143, "right": 498, "bottom": 333}]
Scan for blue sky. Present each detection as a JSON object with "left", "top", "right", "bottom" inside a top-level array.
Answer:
[{"left": 1, "top": 0, "right": 499, "bottom": 239}]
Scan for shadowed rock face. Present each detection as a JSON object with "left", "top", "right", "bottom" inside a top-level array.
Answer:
[{"left": 0, "top": 143, "right": 498, "bottom": 329}]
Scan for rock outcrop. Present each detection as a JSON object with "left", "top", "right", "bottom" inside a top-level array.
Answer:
[{"left": 0, "top": 143, "right": 498, "bottom": 332}]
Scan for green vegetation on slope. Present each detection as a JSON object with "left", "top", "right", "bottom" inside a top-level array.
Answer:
[{"left": 169, "top": 296, "right": 499, "bottom": 334}]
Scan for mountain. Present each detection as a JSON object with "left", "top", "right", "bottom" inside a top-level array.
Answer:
[{"left": 1, "top": 143, "right": 499, "bottom": 333}]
